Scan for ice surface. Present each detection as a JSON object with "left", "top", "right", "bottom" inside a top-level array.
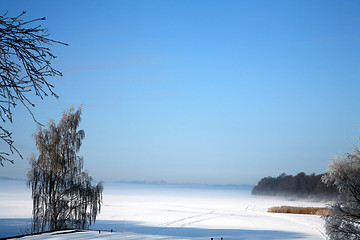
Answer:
[
  {"left": 0, "top": 180, "right": 32, "bottom": 219},
  {"left": 0, "top": 181, "right": 328, "bottom": 239}
]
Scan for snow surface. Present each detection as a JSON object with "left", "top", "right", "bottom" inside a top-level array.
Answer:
[{"left": 0, "top": 181, "right": 328, "bottom": 240}]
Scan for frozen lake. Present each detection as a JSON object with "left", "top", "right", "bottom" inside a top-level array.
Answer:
[{"left": 0, "top": 180, "right": 327, "bottom": 239}]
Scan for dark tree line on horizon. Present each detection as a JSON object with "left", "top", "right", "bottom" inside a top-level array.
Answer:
[{"left": 252, "top": 172, "right": 338, "bottom": 198}]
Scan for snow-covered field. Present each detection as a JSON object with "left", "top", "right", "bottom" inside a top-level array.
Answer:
[{"left": 0, "top": 180, "right": 328, "bottom": 239}]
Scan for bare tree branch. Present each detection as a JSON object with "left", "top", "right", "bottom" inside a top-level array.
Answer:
[{"left": 0, "top": 11, "right": 67, "bottom": 165}]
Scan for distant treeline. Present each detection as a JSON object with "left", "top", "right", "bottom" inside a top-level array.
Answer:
[{"left": 252, "top": 172, "right": 338, "bottom": 198}]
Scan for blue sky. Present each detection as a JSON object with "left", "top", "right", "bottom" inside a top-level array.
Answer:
[{"left": 1, "top": 0, "right": 360, "bottom": 184}]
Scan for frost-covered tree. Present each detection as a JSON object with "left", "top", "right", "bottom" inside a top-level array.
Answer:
[
  {"left": 27, "top": 106, "right": 103, "bottom": 233},
  {"left": 322, "top": 146, "right": 360, "bottom": 239},
  {"left": 0, "top": 11, "right": 67, "bottom": 165}
]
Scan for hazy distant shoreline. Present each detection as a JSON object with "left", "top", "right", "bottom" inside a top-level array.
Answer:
[
  {"left": 0, "top": 177, "right": 254, "bottom": 190},
  {"left": 110, "top": 180, "right": 254, "bottom": 190}
]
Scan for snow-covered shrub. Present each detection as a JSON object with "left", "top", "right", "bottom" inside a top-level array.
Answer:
[{"left": 322, "top": 147, "right": 360, "bottom": 239}]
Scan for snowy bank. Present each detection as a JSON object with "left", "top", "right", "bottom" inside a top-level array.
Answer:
[{"left": 1, "top": 181, "right": 327, "bottom": 239}]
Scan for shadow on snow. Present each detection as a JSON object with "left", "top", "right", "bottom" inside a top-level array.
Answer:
[{"left": 91, "top": 220, "right": 309, "bottom": 240}]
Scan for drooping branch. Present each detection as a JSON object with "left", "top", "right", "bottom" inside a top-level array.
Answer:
[{"left": 27, "top": 107, "right": 103, "bottom": 233}]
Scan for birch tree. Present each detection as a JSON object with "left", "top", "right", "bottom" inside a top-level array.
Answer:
[
  {"left": 322, "top": 146, "right": 360, "bottom": 239},
  {"left": 27, "top": 106, "right": 103, "bottom": 233}
]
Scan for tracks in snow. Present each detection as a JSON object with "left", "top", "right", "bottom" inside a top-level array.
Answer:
[{"left": 161, "top": 207, "right": 216, "bottom": 228}]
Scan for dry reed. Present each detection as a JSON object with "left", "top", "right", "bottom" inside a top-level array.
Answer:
[{"left": 267, "top": 206, "right": 328, "bottom": 215}]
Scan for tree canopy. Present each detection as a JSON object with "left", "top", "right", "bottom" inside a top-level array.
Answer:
[
  {"left": 322, "top": 146, "right": 360, "bottom": 239},
  {"left": 27, "top": 106, "right": 103, "bottom": 233},
  {"left": 252, "top": 172, "right": 338, "bottom": 199},
  {"left": 0, "top": 11, "right": 66, "bottom": 165}
]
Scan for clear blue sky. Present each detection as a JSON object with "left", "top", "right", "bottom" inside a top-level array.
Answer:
[{"left": 1, "top": 0, "right": 360, "bottom": 184}]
